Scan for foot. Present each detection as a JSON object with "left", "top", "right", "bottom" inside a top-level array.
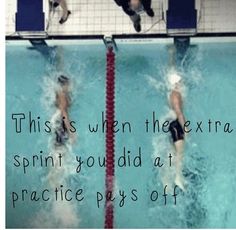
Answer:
[
  {"left": 53, "top": 2, "right": 59, "bottom": 8},
  {"left": 146, "top": 8, "right": 155, "bottom": 17},
  {"left": 59, "top": 10, "right": 71, "bottom": 24},
  {"left": 134, "top": 22, "right": 141, "bottom": 32},
  {"left": 49, "top": 1, "right": 59, "bottom": 9},
  {"left": 175, "top": 176, "right": 186, "bottom": 192}
]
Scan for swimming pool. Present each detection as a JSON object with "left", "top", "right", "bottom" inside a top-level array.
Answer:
[{"left": 6, "top": 37, "right": 236, "bottom": 228}]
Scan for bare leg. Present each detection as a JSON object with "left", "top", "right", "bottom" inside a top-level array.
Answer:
[
  {"left": 161, "top": 169, "right": 173, "bottom": 193},
  {"left": 59, "top": 0, "right": 69, "bottom": 19},
  {"left": 174, "top": 140, "right": 186, "bottom": 191}
]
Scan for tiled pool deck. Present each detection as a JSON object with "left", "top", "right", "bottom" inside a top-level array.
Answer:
[{"left": 5, "top": 0, "right": 236, "bottom": 36}]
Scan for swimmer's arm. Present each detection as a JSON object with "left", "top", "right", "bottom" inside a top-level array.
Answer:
[
  {"left": 171, "top": 93, "right": 186, "bottom": 129},
  {"left": 55, "top": 92, "right": 59, "bottom": 106},
  {"left": 57, "top": 91, "right": 76, "bottom": 142},
  {"left": 168, "top": 46, "right": 176, "bottom": 68},
  {"left": 62, "top": 110, "right": 76, "bottom": 143},
  {"left": 57, "top": 92, "right": 71, "bottom": 132},
  {"left": 61, "top": 110, "right": 71, "bottom": 132},
  {"left": 174, "top": 105, "right": 189, "bottom": 135},
  {"left": 175, "top": 109, "right": 186, "bottom": 130}
]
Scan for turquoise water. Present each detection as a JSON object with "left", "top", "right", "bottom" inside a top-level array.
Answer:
[{"left": 6, "top": 39, "right": 236, "bottom": 228}]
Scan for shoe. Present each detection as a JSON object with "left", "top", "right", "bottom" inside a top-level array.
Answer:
[
  {"left": 59, "top": 10, "right": 71, "bottom": 24},
  {"left": 146, "top": 8, "right": 155, "bottom": 17},
  {"left": 53, "top": 2, "right": 59, "bottom": 8},
  {"left": 134, "top": 22, "right": 141, "bottom": 32}
]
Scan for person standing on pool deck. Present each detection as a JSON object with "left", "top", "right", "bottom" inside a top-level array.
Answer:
[
  {"left": 50, "top": 0, "right": 71, "bottom": 24},
  {"left": 114, "top": 0, "right": 155, "bottom": 32},
  {"left": 167, "top": 47, "right": 187, "bottom": 191}
]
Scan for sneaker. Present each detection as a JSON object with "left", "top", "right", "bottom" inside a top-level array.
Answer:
[
  {"left": 53, "top": 2, "right": 59, "bottom": 8},
  {"left": 59, "top": 10, "right": 71, "bottom": 24},
  {"left": 146, "top": 8, "right": 155, "bottom": 17},
  {"left": 134, "top": 22, "right": 141, "bottom": 32}
]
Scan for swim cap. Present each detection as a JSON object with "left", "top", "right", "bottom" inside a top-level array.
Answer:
[
  {"left": 58, "top": 75, "right": 69, "bottom": 85},
  {"left": 168, "top": 72, "right": 182, "bottom": 86}
]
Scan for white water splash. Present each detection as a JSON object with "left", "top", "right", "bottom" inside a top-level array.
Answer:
[{"left": 32, "top": 72, "right": 81, "bottom": 228}]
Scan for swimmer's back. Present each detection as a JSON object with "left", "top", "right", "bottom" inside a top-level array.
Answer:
[
  {"left": 55, "top": 91, "right": 71, "bottom": 111},
  {"left": 169, "top": 90, "right": 183, "bottom": 112}
]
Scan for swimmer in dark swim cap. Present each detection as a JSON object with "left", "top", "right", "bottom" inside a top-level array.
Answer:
[
  {"left": 58, "top": 75, "right": 69, "bottom": 85},
  {"left": 55, "top": 75, "right": 75, "bottom": 145}
]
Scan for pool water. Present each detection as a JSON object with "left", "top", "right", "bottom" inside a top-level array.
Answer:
[{"left": 6, "top": 38, "right": 236, "bottom": 228}]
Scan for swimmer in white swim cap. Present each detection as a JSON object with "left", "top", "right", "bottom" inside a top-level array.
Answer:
[
  {"left": 168, "top": 72, "right": 182, "bottom": 86},
  {"left": 167, "top": 72, "right": 183, "bottom": 93},
  {"left": 167, "top": 47, "right": 187, "bottom": 191}
]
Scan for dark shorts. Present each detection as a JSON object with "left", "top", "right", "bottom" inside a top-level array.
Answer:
[{"left": 169, "top": 119, "right": 184, "bottom": 142}]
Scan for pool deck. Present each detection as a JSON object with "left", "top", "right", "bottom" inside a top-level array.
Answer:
[{"left": 5, "top": 0, "right": 236, "bottom": 37}]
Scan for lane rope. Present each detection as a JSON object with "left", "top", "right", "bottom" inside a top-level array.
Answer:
[{"left": 104, "top": 47, "right": 115, "bottom": 229}]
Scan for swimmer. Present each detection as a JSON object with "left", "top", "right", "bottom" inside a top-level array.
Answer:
[
  {"left": 167, "top": 47, "right": 187, "bottom": 191},
  {"left": 54, "top": 75, "right": 74, "bottom": 145},
  {"left": 49, "top": 0, "right": 71, "bottom": 24}
]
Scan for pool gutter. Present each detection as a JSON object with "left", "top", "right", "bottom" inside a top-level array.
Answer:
[{"left": 5, "top": 32, "right": 236, "bottom": 41}]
